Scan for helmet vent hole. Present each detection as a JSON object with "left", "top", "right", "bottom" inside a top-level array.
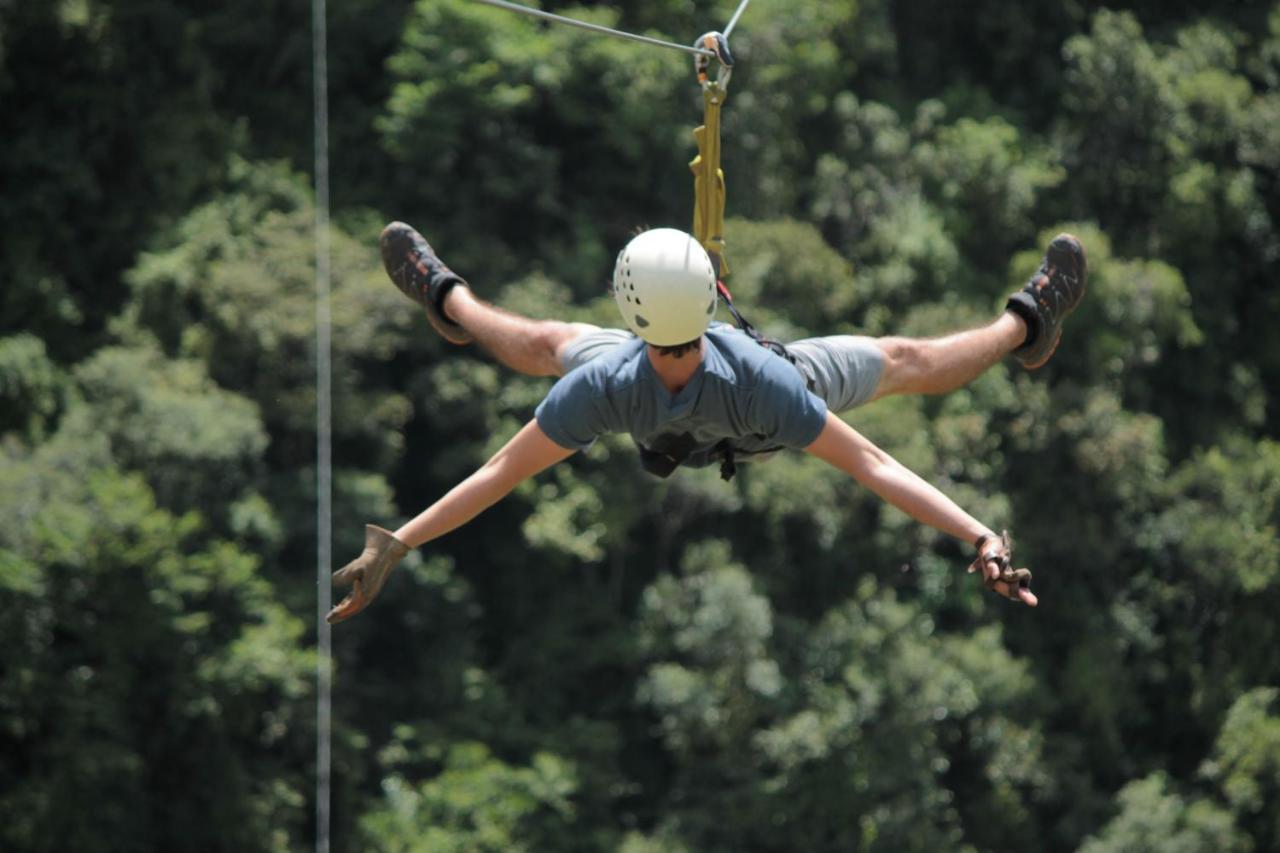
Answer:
[{"left": 635, "top": 315, "right": 650, "bottom": 328}]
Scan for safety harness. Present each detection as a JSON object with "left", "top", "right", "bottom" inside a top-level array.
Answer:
[{"left": 637, "top": 35, "right": 798, "bottom": 483}]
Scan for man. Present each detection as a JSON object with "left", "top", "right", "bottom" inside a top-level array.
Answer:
[{"left": 327, "top": 223, "right": 1087, "bottom": 623}]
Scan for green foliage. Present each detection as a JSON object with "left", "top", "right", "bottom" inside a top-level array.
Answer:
[
  {"left": 0, "top": 433, "right": 312, "bottom": 852},
  {"left": 1078, "top": 772, "right": 1250, "bottom": 853},
  {"left": 122, "top": 158, "right": 414, "bottom": 465},
  {"left": 0, "top": 0, "right": 243, "bottom": 355},
  {"left": 8, "top": 1, "right": 1280, "bottom": 850},
  {"left": 1203, "top": 687, "right": 1280, "bottom": 849},
  {"left": 68, "top": 343, "right": 268, "bottom": 513},
  {"left": 757, "top": 579, "right": 1041, "bottom": 850},
  {"left": 0, "top": 333, "right": 66, "bottom": 441},
  {"left": 360, "top": 740, "right": 578, "bottom": 852},
  {"left": 378, "top": 0, "right": 691, "bottom": 285},
  {"left": 811, "top": 93, "right": 1065, "bottom": 327},
  {"left": 1061, "top": 11, "right": 1184, "bottom": 239},
  {"left": 718, "top": 0, "right": 864, "bottom": 214},
  {"left": 1158, "top": 440, "right": 1280, "bottom": 596},
  {"left": 916, "top": 116, "right": 1064, "bottom": 267},
  {"left": 722, "top": 217, "right": 859, "bottom": 335}
]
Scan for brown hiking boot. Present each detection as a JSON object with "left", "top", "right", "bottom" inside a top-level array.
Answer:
[
  {"left": 380, "top": 222, "right": 472, "bottom": 345},
  {"left": 1007, "top": 233, "right": 1087, "bottom": 369}
]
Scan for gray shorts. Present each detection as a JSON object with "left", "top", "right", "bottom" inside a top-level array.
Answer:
[{"left": 560, "top": 326, "right": 885, "bottom": 413}]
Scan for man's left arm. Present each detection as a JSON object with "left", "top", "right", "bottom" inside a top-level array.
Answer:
[{"left": 804, "top": 412, "right": 1037, "bottom": 606}]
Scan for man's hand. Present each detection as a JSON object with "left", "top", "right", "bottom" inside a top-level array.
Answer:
[
  {"left": 326, "top": 524, "right": 411, "bottom": 624},
  {"left": 969, "top": 531, "right": 1037, "bottom": 607}
]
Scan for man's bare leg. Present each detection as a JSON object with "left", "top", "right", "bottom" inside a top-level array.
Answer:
[
  {"left": 869, "top": 233, "right": 1088, "bottom": 398},
  {"left": 871, "top": 311, "right": 1028, "bottom": 400},
  {"left": 442, "top": 286, "right": 599, "bottom": 378}
]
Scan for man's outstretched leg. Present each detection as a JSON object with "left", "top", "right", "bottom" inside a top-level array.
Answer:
[
  {"left": 443, "top": 287, "right": 601, "bottom": 378},
  {"left": 381, "top": 222, "right": 598, "bottom": 377},
  {"left": 869, "top": 233, "right": 1088, "bottom": 400},
  {"left": 870, "top": 312, "right": 1028, "bottom": 399}
]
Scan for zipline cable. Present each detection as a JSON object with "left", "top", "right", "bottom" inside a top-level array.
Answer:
[
  {"left": 722, "top": 0, "right": 752, "bottom": 39},
  {"left": 311, "top": 0, "right": 333, "bottom": 848},
  {"left": 471, "top": 0, "right": 717, "bottom": 59}
]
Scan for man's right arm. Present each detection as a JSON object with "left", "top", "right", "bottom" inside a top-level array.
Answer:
[{"left": 394, "top": 418, "right": 576, "bottom": 548}]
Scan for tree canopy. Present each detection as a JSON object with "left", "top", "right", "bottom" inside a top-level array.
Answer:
[{"left": 3, "top": 1, "right": 1279, "bottom": 849}]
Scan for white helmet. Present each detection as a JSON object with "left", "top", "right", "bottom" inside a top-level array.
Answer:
[{"left": 613, "top": 228, "right": 718, "bottom": 346}]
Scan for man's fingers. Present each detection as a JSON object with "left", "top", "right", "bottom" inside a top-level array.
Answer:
[
  {"left": 325, "top": 596, "right": 353, "bottom": 624},
  {"left": 988, "top": 575, "right": 1037, "bottom": 607},
  {"left": 972, "top": 533, "right": 1035, "bottom": 606},
  {"left": 326, "top": 579, "right": 366, "bottom": 624},
  {"left": 332, "top": 563, "right": 358, "bottom": 587}
]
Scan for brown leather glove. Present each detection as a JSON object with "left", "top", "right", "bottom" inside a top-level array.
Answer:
[
  {"left": 326, "top": 524, "right": 411, "bottom": 624},
  {"left": 969, "top": 530, "right": 1036, "bottom": 606}
]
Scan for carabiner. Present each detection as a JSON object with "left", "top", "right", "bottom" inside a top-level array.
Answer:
[{"left": 692, "top": 31, "right": 733, "bottom": 89}]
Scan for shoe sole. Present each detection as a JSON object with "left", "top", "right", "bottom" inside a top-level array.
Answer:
[
  {"left": 1017, "top": 232, "right": 1086, "bottom": 370},
  {"left": 1048, "top": 233, "right": 1088, "bottom": 313},
  {"left": 1019, "top": 327, "right": 1063, "bottom": 370},
  {"left": 380, "top": 222, "right": 473, "bottom": 345}
]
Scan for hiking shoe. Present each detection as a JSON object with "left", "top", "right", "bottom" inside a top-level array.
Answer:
[
  {"left": 1006, "top": 233, "right": 1087, "bottom": 369},
  {"left": 380, "top": 221, "right": 472, "bottom": 345}
]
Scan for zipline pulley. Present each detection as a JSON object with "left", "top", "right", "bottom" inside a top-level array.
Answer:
[
  {"left": 689, "top": 30, "right": 734, "bottom": 279},
  {"left": 693, "top": 30, "right": 734, "bottom": 90}
]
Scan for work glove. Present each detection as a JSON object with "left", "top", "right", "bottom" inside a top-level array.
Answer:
[
  {"left": 326, "top": 524, "right": 411, "bottom": 624},
  {"left": 969, "top": 530, "right": 1037, "bottom": 607}
]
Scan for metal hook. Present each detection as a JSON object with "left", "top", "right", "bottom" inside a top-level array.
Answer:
[{"left": 692, "top": 31, "right": 734, "bottom": 90}]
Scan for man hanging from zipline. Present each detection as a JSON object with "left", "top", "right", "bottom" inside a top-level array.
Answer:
[{"left": 327, "top": 221, "right": 1086, "bottom": 623}]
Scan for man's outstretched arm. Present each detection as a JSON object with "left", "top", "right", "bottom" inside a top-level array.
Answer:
[
  {"left": 804, "top": 412, "right": 1037, "bottom": 606},
  {"left": 328, "top": 419, "right": 575, "bottom": 623},
  {"left": 394, "top": 419, "right": 575, "bottom": 547}
]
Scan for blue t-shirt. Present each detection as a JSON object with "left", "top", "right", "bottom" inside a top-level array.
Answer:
[{"left": 535, "top": 326, "right": 829, "bottom": 469}]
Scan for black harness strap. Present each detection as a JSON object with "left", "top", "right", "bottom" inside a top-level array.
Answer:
[
  {"left": 638, "top": 432, "right": 699, "bottom": 479},
  {"left": 715, "top": 280, "right": 795, "bottom": 363}
]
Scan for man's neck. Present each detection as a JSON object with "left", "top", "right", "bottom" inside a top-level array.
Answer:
[{"left": 646, "top": 338, "right": 705, "bottom": 395}]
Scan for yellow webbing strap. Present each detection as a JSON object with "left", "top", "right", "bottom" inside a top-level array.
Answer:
[{"left": 689, "top": 82, "right": 729, "bottom": 278}]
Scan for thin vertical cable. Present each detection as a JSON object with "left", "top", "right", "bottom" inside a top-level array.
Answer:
[{"left": 312, "top": 0, "right": 333, "bottom": 849}]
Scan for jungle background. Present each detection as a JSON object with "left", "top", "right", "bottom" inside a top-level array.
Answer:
[{"left": 3, "top": 0, "right": 1280, "bottom": 850}]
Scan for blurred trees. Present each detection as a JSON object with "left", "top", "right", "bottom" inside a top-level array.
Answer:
[
  {"left": 3, "top": 0, "right": 1279, "bottom": 850},
  {"left": 0, "top": 437, "right": 312, "bottom": 851}
]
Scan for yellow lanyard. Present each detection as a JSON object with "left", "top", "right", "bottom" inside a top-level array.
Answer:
[{"left": 689, "top": 32, "right": 734, "bottom": 278}]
